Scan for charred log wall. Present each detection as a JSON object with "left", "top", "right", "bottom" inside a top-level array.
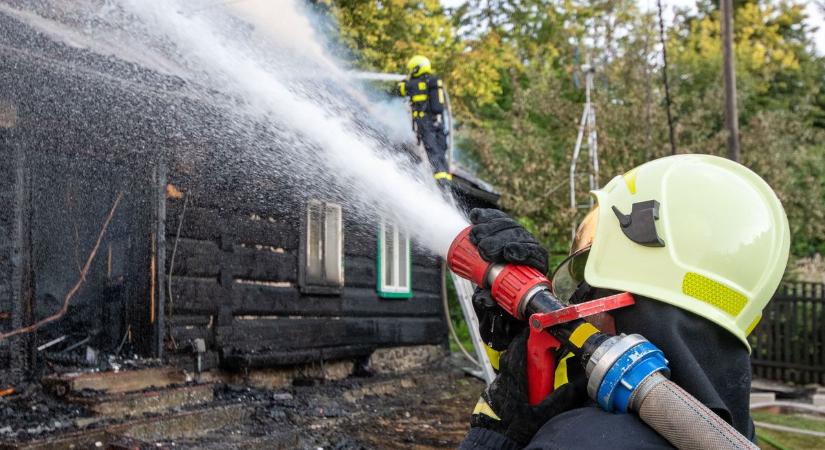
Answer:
[
  {"left": 164, "top": 193, "right": 446, "bottom": 372},
  {"left": 0, "top": 12, "right": 181, "bottom": 373},
  {"left": 0, "top": 9, "right": 448, "bottom": 375}
]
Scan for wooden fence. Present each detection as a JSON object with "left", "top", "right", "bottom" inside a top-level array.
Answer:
[{"left": 750, "top": 282, "right": 825, "bottom": 385}]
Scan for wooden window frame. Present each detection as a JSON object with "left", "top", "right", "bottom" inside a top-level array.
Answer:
[
  {"left": 299, "top": 199, "right": 344, "bottom": 295},
  {"left": 377, "top": 220, "right": 412, "bottom": 299}
]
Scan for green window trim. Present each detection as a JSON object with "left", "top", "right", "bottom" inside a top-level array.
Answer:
[{"left": 377, "top": 221, "right": 412, "bottom": 299}]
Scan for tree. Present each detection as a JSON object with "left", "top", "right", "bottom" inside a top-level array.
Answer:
[
  {"left": 326, "top": 0, "right": 510, "bottom": 116},
  {"left": 324, "top": 0, "right": 825, "bottom": 261}
]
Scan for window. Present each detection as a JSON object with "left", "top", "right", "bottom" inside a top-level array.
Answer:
[
  {"left": 377, "top": 220, "right": 411, "bottom": 298},
  {"left": 301, "top": 200, "right": 344, "bottom": 293}
]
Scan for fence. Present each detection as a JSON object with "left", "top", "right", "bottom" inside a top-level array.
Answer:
[{"left": 750, "top": 282, "right": 825, "bottom": 385}]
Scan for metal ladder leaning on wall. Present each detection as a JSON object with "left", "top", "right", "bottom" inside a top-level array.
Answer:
[
  {"left": 449, "top": 271, "right": 496, "bottom": 384},
  {"left": 350, "top": 69, "right": 496, "bottom": 384},
  {"left": 442, "top": 80, "right": 495, "bottom": 384}
]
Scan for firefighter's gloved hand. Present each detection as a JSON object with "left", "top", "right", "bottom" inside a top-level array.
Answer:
[
  {"left": 472, "top": 288, "right": 524, "bottom": 353},
  {"left": 468, "top": 208, "right": 549, "bottom": 274},
  {"left": 468, "top": 208, "right": 546, "bottom": 359},
  {"left": 469, "top": 329, "right": 587, "bottom": 447},
  {"left": 391, "top": 81, "right": 404, "bottom": 97}
]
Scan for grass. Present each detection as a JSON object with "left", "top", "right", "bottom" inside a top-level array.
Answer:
[{"left": 753, "top": 411, "right": 825, "bottom": 450}]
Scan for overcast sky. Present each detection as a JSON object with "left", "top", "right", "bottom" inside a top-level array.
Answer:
[{"left": 441, "top": 0, "right": 825, "bottom": 55}]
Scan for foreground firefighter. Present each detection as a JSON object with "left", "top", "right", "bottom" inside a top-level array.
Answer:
[
  {"left": 395, "top": 55, "right": 450, "bottom": 186},
  {"left": 453, "top": 154, "right": 790, "bottom": 449}
]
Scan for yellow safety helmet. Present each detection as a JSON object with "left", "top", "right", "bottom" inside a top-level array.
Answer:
[
  {"left": 551, "top": 154, "right": 790, "bottom": 350},
  {"left": 406, "top": 55, "right": 432, "bottom": 77}
]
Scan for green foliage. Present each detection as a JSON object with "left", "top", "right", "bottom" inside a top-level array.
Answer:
[{"left": 325, "top": 0, "right": 825, "bottom": 263}]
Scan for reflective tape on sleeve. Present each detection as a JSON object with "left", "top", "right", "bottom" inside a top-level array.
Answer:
[{"left": 569, "top": 322, "right": 599, "bottom": 348}]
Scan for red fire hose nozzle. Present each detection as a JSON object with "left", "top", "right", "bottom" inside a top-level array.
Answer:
[
  {"left": 447, "top": 227, "right": 550, "bottom": 320},
  {"left": 447, "top": 226, "right": 636, "bottom": 406}
]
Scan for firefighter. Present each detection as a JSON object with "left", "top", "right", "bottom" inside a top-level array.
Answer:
[
  {"left": 396, "top": 55, "right": 450, "bottom": 185},
  {"left": 459, "top": 154, "right": 790, "bottom": 449}
]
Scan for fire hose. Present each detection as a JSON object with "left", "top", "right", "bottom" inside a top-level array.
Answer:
[{"left": 447, "top": 227, "right": 758, "bottom": 450}]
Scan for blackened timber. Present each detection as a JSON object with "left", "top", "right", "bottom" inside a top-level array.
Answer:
[
  {"left": 220, "top": 317, "right": 445, "bottom": 355},
  {"left": 168, "top": 314, "right": 212, "bottom": 327},
  {"left": 410, "top": 267, "right": 442, "bottom": 294},
  {"left": 166, "top": 239, "right": 297, "bottom": 281},
  {"left": 168, "top": 277, "right": 222, "bottom": 314},
  {"left": 229, "top": 247, "right": 297, "bottom": 281},
  {"left": 168, "top": 323, "right": 214, "bottom": 348},
  {"left": 152, "top": 160, "right": 167, "bottom": 358},
  {"left": 170, "top": 278, "right": 443, "bottom": 317},
  {"left": 231, "top": 285, "right": 442, "bottom": 317},
  {"left": 165, "top": 206, "right": 297, "bottom": 251},
  {"left": 345, "top": 255, "right": 442, "bottom": 291},
  {"left": 166, "top": 239, "right": 222, "bottom": 277},
  {"left": 341, "top": 221, "right": 441, "bottom": 267},
  {"left": 222, "top": 345, "right": 376, "bottom": 369},
  {"left": 344, "top": 256, "right": 376, "bottom": 289},
  {"left": 411, "top": 250, "right": 440, "bottom": 267}
]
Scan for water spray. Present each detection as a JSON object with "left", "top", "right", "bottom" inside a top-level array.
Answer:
[
  {"left": 447, "top": 227, "right": 757, "bottom": 450},
  {"left": 8, "top": 2, "right": 758, "bottom": 448}
]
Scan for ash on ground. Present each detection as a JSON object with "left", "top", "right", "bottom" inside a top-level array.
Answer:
[{"left": 0, "top": 355, "right": 483, "bottom": 449}]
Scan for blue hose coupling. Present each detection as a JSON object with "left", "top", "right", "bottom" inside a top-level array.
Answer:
[{"left": 585, "top": 334, "right": 670, "bottom": 413}]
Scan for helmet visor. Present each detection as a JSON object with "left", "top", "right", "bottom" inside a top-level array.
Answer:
[{"left": 551, "top": 247, "right": 590, "bottom": 303}]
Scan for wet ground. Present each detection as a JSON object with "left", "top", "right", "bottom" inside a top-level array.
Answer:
[
  {"left": 176, "top": 358, "right": 482, "bottom": 449},
  {"left": 0, "top": 356, "right": 483, "bottom": 449}
]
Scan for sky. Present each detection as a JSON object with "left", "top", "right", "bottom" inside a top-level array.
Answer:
[{"left": 441, "top": 0, "right": 825, "bottom": 55}]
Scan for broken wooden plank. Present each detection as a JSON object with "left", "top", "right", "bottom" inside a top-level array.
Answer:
[
  {"left": 42, "top": 367, "right": 189, "bottom": 397},
  {"left": 221, "top": 344, "right": 376, "bottom": 370}
]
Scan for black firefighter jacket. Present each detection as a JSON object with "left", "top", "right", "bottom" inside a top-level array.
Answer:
[{"left": 460, "top": 296, "right": 755, "bottom": 450}]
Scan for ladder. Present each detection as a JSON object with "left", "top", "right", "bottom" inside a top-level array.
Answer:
[
  {"left": 569, "top": 61, "right": 600, "bottom": 239},
  {"left": 358, "top": 68, "right": 496, "bottom": 384},
  {"left": 449, "top": 271, "right": 496, "bottom": 384}
]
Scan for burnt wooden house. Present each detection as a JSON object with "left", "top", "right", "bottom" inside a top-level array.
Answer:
[{"left": 0, "top": 7, "right": 498, "bottom": 382}]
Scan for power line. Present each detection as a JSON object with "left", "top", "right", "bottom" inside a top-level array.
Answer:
[{"left": 657, "top": 0, "right": 678, "bottom": 156}]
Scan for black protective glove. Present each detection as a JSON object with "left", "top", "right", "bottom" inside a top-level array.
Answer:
[
  {"left": 468, "top": 208, "right": 549, "bottom": 275},
  {"left": 469, "top": 328, "right": 588, "bottom": 447},
  {"left": 472, "top": 288, "right": 524, "bottom": 352},
  {"left": 468, "top": 208, "right": 549, "bottom": 351}
]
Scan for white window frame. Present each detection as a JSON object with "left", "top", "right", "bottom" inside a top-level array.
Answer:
[
  {"left": 377, "top": 220, "right": 412, "bottom": 299},
  {"left": 300, "top": 199, "right": 344, "bottom": 293}
]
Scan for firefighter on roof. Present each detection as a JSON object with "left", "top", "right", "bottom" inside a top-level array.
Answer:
[{"left": 396, "top": 55, "right": 450, "bottom": 186}]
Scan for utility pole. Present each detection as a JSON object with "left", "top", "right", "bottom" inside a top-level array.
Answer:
[
  {"left": 721, "top": 0, "right": 740, "bottom": 162},
  {"left": 657, "top": 0, "right": 677, "bottom": 156}
]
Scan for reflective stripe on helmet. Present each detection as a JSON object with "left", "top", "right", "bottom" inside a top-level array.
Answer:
[
  {"left": 584, "top": 154, "right": 790, "bottom": 351},
  {"left": 682, "top": 272, "right": 747, "bottom": 316}
]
